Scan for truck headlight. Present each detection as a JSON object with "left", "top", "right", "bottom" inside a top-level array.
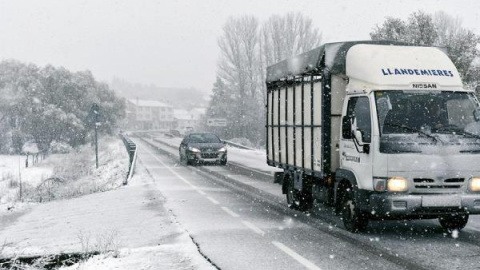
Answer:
[
  {"left": 218, "top": 147, "right": 227, "bottom": 152},
  {"left": 387, "top": 177, "right": 408, "bottom": 192},
  {"left": 188, "top": 147, "right": 201, "bottom": 153},
  {"left": 470, "top": 177, "right": 480, "bottom": 192}
]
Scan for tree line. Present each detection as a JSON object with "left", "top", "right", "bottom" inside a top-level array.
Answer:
[
  {"left": 205, "top": 12, "right": 322, "bottom": 145},
  {"left": 0, "top": 60, "right": 126, "bottom": 154},
  {"left": 205, "top": 11, "right": 480, "bottom": 146}
]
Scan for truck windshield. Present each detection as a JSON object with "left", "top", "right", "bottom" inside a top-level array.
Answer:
[{"left": 375, "top": 90, "right": 480, "bottom": 153}]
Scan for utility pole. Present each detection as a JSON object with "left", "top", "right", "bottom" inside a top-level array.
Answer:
[
  {"left": 95, "top": 119, "right": 99, "bottom": 169},
  {"left": 91, "top": 103, "right": 100, "bottom": 169}
]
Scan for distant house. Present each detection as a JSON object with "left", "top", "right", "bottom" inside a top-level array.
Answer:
[
  {"left": 126, "top": 99, "right": 175, "bottom": 130},
  {"left": 173, "top": 108, "right": 206, "bottom": 131}
]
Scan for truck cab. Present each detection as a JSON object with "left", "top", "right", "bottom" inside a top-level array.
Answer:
[{"left": 339, "top": 44, "right": 480, "bottom": 231}]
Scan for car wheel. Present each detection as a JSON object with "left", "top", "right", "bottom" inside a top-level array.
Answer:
[{"left": 220, "top": 158, "right": 227, "bottom": 166}]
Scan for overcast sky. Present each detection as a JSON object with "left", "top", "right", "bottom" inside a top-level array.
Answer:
[{"left": 1, "top": 0, "right": 479, "bottom": 93}]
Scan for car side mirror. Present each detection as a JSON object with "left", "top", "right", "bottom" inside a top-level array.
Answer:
[{"left": 474, "top": 109, "right": 480, "bottom": 122}]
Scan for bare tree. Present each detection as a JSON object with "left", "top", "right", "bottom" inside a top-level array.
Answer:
[
  {"left": 260, "top": 12, "right": 322, "bottom": 67},
  {"left": 433, "top": 12, "right": 480, "bottom": 87},
  {"left": 214, "top": 13, "right": 322, "bottom": 144},
  {"left": 434, "top": 11, "right": 462, "bottom": 45},
  {"left": 259, "top": 12, "right": 322, "bottom": 101},
  {"left": 217, "top": 15, "right": 262, "bottom": 140}
]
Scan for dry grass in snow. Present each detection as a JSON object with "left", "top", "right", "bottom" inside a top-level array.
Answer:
[{"left": 0, "top": 136, "right": 129, "bottom": 211}]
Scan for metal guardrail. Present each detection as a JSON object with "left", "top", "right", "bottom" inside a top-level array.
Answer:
[
  {"left": 120, "top": 133, "right": 137, "bottom": 185},
  {"left": 222, "top": 140, "right": 256, "bottom": 150}
]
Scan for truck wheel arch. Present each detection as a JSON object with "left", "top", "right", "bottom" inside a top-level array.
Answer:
[{"left": 334, "top": 169, "right": 359, "bottom": 206}]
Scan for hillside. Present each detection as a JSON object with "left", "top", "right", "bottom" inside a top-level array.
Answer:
[{"left": 110, "top": 78, "right": 209, "bottom": 109}]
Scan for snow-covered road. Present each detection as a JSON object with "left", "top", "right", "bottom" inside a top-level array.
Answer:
[{"left": 140, "top": 134, "right": 480, "bottom": 270}]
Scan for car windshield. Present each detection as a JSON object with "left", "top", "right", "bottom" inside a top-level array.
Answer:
[
  {"left": 376, "top": 90, "right": 480, "bottom": 137},
  {"left": 189, "top": 133, "right": 221, "bottom": 143}
]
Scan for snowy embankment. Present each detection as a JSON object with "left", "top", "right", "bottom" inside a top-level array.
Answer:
[{"left": 0, "top": 137, "right": 215, "bottom": 270}]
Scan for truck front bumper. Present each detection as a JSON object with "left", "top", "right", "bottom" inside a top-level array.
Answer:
[{"left": 368, "top": 193, "right": 480, "bottom": 218}]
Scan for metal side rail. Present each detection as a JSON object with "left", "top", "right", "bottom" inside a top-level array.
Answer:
[{"left": 120, "top": 133, "right": 138, "bottom": 185}]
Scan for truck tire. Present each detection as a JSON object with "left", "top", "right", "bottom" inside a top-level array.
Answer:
[
  {"left": 285, "top": 175, "right": 313, "bottom": 211},
  {"left": 439, "top": 214, "right": 469, "bottom": 232},
  {"left": 342, "top": 189, "right": 368, "bottom": 233}
]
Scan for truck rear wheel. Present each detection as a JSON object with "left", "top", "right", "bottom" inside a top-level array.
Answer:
[
  {"left": 342, "top": 190, "right": 368, "bottom": 233},
  {"left": 285, "top": 175, "right": 313, "bottom": 211},
  {"left": 439, "top": 214, "right": 469, "bottom": 232}
]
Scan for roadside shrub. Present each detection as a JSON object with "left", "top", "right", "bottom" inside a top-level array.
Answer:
[{"left": 49, "top": 141, "right": 73, "bottom": 154}]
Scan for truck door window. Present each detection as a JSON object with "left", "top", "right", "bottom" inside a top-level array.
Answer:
[{"left": 346, "top": 97, "right": 371, "bottom": 143}]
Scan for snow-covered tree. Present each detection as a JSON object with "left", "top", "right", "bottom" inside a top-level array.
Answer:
[
  {"left": 370, "top": 17, "right": 408, "bottom": 41},
  {"left": 0, "top": 60, "right": 126, "bottom": 153}
]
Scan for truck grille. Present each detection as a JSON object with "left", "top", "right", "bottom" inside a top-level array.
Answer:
[{"left": 413, "top": 178, "right": 464, "bottom": 192}]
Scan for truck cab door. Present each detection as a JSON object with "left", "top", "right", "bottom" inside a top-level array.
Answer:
[{"left": 340, "top": 96, "right": 373, "bottom": 190}]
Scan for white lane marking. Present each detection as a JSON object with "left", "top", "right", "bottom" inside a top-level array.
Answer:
[
  {"left": 142, "top": 146, "right": 196, "bottom": 187},
  {"left": 197, "top": 190, "right": 206, "bottom": 195},
  {"left": 241, "top": 221, "right": 265, "bottom": 236},
  {"left": 272, "top": 241, "right": 322, "bottom": 270},
  {"left": 221, "top": 207, "right": 240, "bottom": 218},
  {"left": 206, "top": 196, "right": 220, "bottom": 205}
]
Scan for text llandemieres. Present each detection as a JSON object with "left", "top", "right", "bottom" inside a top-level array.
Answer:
[{"left": 381, "top": 68, "right": 454, "bottom": 77}]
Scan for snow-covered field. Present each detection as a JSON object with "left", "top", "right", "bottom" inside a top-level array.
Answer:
[
  {"left": 0, "top": 155, "right": 53, "bottom": 206},
  {"left": 0, "top": 136, "right": 129, "bottom": 214}
]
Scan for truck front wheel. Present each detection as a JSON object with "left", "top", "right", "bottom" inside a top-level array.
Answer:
[
  {"left": 342, "top": 190, "right": 368, "bottom": 233},
  {"left": 439, "top": 214, "right": 469, "bottom": 232},
  {"left": 285, "top": 175, "right": 312, "bottom": 211}
]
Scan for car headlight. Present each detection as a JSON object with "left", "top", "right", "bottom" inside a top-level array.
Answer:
[
  {"left": 218, "top": 147, "right": 227, "bottom": 152},
  {"left": 188, "top": 147, "right": 201, "bottom": 153},
  {"left": 470, "top": 177, "right": 480, "bottom": 192},
  {"left": 387, "top": 177, "right": 408, "bottom": 192}
]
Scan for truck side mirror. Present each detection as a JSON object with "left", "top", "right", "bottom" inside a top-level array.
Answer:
[
  {"left": 353, "top": 129, "right": 370, "bottom": 154},
  {"left": 354, "top": 130, "right": 364, "bottom": 144},
  {"left": 342, "top": 116, "right": 353, "bottom": 139}
]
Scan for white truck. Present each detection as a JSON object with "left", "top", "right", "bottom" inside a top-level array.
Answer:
[{"left": 266, "top": 41, "right": 480, "bottom": 232}]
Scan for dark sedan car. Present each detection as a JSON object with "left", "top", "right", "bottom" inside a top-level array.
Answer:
[{"left": 179, "top": 133, "right": 227, "bottom": 165}]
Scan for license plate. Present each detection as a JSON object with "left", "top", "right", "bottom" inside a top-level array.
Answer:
[{"left": 422, "top": 195, "right": 461, "bottom": 207}]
